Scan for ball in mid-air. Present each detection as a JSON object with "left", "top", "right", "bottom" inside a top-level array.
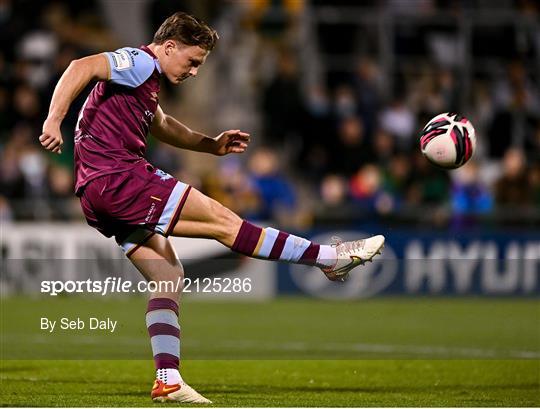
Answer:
[{"left": 420, "top": 112, "right": 476, "bottom": 169}]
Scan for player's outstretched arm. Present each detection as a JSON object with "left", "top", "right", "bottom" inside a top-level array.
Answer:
[
  {"left": 40, "top": 54, "right": 109, "bottom": 154},
  {"left": 151, "top": 105, "right": 250, "bottom": 155}
]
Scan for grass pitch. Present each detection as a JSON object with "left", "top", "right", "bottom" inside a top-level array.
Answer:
[
  {"left": 2, "top": 359, "right": 539, "bottom": 407},
  {"left": 1, "top": 296, "right": 539, "bottom": 406}
]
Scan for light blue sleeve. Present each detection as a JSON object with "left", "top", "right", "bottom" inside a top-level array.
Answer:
[{"left": 104, "top": 47, "right": 155, "bottom": 88}]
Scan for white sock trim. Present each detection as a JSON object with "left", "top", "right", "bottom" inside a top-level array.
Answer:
[
  {"left": 157, "top": 368, "right": 183, "bottom": 385},
  {"left": 316, "top": 245, "right": 337, "bottom": 269}
]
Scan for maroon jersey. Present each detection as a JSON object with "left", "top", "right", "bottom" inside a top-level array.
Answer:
[{"left": 74, "top": 46, "right": 161, "bottom": 195}]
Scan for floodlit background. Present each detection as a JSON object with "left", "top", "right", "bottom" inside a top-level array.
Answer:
[
  {"left": 1, "top": 1, "right": 539, "bottom": 407},
  {"left": 1, "top": 0, "right": 539, "bottom": 226},
  {"left": 2, "top": 0, "right": 539, "bottom": 295}
]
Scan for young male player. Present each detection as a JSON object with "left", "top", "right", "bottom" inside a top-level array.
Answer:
[{"left": 40, "top": 12, "right": 385, "bottom": 403}]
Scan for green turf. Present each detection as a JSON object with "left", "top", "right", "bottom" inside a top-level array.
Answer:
[
  {"left": 1, "top": 360, "right": 538, "bottom": 407},
  {"left": 1, "top": 296, "right": 539, "bottom": 406}
]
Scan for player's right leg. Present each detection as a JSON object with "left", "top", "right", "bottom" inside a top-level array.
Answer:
[
  {"left": 169, "top": 187, "right": 385, "bottom": 281},
  {"left": 78, "top": 167, "right": 212, "bottom": 403},
  {"left": 127, "top": 233, "right": 212, "bottom": 403}
]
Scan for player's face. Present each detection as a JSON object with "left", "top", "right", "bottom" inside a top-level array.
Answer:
[{"left": 162, "top": 41, "right": 209, "bottom": 85}]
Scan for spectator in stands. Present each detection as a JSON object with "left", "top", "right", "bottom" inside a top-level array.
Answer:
[
  {"left": 1, "top": 124, "right": 34, "bottom": 203},
  {"left": 247, "top": 147, "right": 297, "bottom": 222},
  {"left": 13, "top": 84, "right": 42, "bottom": 134},
  {"left": 329, "top": 116, "right": 372, "bottom": 175},
  {"left": 0, "top": 1, "right": 538, "bottom": 228},
  {"left": 489, "top": 61, "right": 540, "bottom": 158},
  {"left": 47, "top": 164, "right": 76, "bottom": 220},
  {"left": 349, "top": 163, "right": 382, "bottom": 212},
  {"left": 248, "top": 147, "right": 297, "bottom": 220},
  {"left": 379, "top": 95, "right": 416, "bottom": 152},
  {"left": 494, "top": 148, "right": 531, "bottom": 209},
  {"left": 320, "top": 174, "right": 348, "bottom": 207},
  {"left": 298, "top": 85, "right": 334, "bottom": 179},
  {"left": 380, "top": 153, "right": 414, "bottom": 211},
  {"left": 372, "top": 128, "right": 396, "bottom": 167},
  {"left": 450, "top": 161, "right": 493, "bottom": 228},
  {"left": 412, "top": 67, "right": 458, "bottom": 117},
  {"left": 334, "top": 85, "right": 357, "bottom": 119},
  {"left": 408, "top": 151, "right": 450, "bottom": 206},
  {"left": 262, "top": 48, "right": 305, "bottom": 144},
  {"left": 353, "top": 57, "right": 383, "bottom": 139},
  {"left": 202, "top": 157, "right": 260, "bottom": 218}
]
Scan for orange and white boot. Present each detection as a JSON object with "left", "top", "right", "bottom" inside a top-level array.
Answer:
[
  {"left": 151, "top": 369, "right": 211, "bottom": 403},
  {"left": 151, "top": 379, "right": 212, "bottom": 403}
]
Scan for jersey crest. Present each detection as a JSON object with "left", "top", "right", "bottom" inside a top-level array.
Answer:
[{"left": 155, "top": 169, "right": 173, "bottom": 181}]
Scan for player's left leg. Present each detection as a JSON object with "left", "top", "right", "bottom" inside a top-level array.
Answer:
[
  {"left": 93, "top": 162, "right": 382, "bottom": 280},
  {"left": 126, "top": 233, "right": 211, "bottom": 403},
  {"left": 170, "top": 187, "right": 385, "bottom": 281}
]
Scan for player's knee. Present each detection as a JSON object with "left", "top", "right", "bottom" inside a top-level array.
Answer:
[
  {"left": 165, "top": 259, "right": 184, "bottom": 281},
  {"left": 151, "top": 261, "right": 184, "bottom": 296}
]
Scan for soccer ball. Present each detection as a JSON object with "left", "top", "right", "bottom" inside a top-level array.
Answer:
[{"left": 420, "top": 112, "right": 476, "bottom": 169}]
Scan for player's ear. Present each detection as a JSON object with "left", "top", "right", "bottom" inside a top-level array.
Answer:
[{"left": 164, "top": 40, "right": 177, "bottom": 56}]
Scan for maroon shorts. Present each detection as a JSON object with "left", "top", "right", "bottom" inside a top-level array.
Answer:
[{"left": 79, "top": 162, "right": 191, "bottom": 256}]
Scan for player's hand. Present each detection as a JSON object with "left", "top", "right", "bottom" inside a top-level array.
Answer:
[
  {"left": 39, "top": 119, "right": 63, "bottom": 154},
  {"left": 213, "top": 130, "right": 250, "bottom": 156}
]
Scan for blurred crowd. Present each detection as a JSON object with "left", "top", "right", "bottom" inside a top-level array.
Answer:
[{"left": 1, "top": 0, "right": 539, "bottom": 228}]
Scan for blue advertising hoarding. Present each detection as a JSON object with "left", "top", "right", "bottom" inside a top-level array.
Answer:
[{"left": 279, "top": 229, "right": 540, "bottom": 298}]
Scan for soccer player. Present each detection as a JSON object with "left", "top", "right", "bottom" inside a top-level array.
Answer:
[{"left": 39, "top": 12, "right": 385, "bottom": 403}]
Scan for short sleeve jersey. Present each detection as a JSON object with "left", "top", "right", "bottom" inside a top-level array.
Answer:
[{"left": 74, "top": 46, "right": 161, "bottom": 195}]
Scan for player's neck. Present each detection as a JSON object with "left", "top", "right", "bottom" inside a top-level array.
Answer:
[{"left": 147, "top": 43, "right": 160, "bottom": 56}]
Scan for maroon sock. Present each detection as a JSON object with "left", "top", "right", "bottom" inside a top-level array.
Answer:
[
  {"left": 146, "top": 298, "right": 180, "bottom": 370},
  {"left": 231, "top": 220, "right": 321, "bottom": 266},
  {"left": 299, "top": 243, "right": 320, "bottom": 265},
  {"left": 231, "top": 220, "right": 263, "bottom": 256}
]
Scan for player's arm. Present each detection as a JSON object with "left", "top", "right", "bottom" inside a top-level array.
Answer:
[
  {"left": 40, "top": 54, "right": 109, "bottom": 154},
  {"left": 151, "top": 105, "right": 250, "bottom": 156}
]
